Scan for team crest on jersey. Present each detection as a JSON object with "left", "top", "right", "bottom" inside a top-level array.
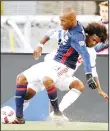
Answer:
[
  {"left": 63, "top": 35, "right": 69, "bottom": 44},
  {"left": 79, "top": 41, "right": 85, "bottom": 46}
]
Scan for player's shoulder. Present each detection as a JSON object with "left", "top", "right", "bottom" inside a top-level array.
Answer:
[
  {"left": 69, "top": 32, "right": 85, "bottom": 43},
  {"left": 69, "top": 22, "right": 85, "bottom": 39},
  {"left": 69, "top": 22, "right": 83, "bottom": 33}
]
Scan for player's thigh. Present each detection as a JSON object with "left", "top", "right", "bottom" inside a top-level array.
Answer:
[
  {"left": 22, "top": 63, "right": 43, "bottom": 83},
  {"left": 56, "top": 76, "right": 80, "bottom": 91},
  {"left": 24, "top": 81, "right": 45, "bottom": 100},
  {"left": 22, "top": 62, "right": 57, "bottom": 83},
  {"left": 40, "top": 69, "right": 57, "bottom": 84},
  {"left": 27, "top": 81, "right": 45, "bottom": 93}
]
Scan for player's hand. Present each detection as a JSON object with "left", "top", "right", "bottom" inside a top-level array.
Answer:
[
  {"left": 86, "top": 73, "right": 97, "bottom": 89},
  {"left": 33, "top": 46, "right": 42, "bottom": 60},
  {"left": 99, "top": 90, "right": 108, "bottom": 101}
]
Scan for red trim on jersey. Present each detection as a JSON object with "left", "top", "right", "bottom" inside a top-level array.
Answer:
[
  {"left": 16, "top": 88, "right": 27, "bottom": 91},
  {"left": 60, "top": 47, "right": 73, "bottom": 63}
]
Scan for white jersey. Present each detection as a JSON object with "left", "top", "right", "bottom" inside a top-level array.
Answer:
[{"left": 44, "top": 47, "right": 98, "bottom": 77}]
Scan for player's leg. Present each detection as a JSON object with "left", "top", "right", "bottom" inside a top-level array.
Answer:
[
  {"left": 23, "top": 81, "right": 45, "bottom": 111},
  {"left": 23, "top": 61, "right": 61, "bottom": 118},
  {"left": 13, "top": 73, "right": 28, "bottom": 124},
  {"left": 11, "top": 63, "right": 44, "bottom": 124},
  {"left": 12, "top": 74, "right": 39, "bottom": 123},
  {"left": 23, "top": 88, "right": 36, "bottom": 111},
  {"left": 58, "top": 76, "right": 84, "bottom": 112},
  {"left": 42, "top": 76, "right": 62, "bottom": 116},
  {"left": 24, "top": 88, "right": 36, "bottom": 100}
]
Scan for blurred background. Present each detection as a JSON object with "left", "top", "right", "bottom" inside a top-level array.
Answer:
[
  {"left": 1, "top": 1, "right": 107, "bottom": 53},
  {"left": 1, "top": 1, "right": 102, "bottom": 15}
]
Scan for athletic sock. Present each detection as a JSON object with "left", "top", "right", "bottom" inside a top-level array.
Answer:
[
  {"left": 15, "top": 84, "right": 27, "bottom": 118},
  {"left": 59, "top": 88, "right": 81, "bottom": 112},
  {"left": 46, "top": 84, "right": 59, "bottom": 113}
]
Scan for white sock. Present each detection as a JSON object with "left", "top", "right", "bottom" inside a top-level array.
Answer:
[
  {"left": 59, "top": 88, "right": 81, "bottom": 112},
  {"left": 23, "top": 100, "right": 30, "bottom": 111}
]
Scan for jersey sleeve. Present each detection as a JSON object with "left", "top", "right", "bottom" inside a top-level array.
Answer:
[
  {"left": 91, "top": 66, "right": 98, "bottom": 78},
  {"left": 88, "top": 49, "right": 98, "bottom": 77},
  {"left": 44, "top": 29, "right": 58, "bottom": 39},
  {"left": 71, "top": 33, "right": 92, "bottom": 74},
  {"left": 94, "top": 41, "right": 109, "bottom": 52}
]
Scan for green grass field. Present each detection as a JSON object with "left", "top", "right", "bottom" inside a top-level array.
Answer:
[{"left": 1, "top": 121, "right": 108, "bottom": 130}]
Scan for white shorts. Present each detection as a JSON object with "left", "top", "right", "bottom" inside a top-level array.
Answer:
[
  {"left": 27, "top": 75, "right": 79, "bottom": 92},
  {"left": 23, "top": 61, "right": 57, "bottom": 83},
  {"left": 24, "top": 60, "right": 80, "bottom": 92},
  {"left": 27, "top": 81, "right": 45, "bottom": 92}
]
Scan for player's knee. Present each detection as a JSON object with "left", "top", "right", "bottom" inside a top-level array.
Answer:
[
  {"left": 69, "top": 80, "right": 84, "bottom": 92},
  {"left": 42, "top": 76, "right": 54, "bottom": 88},
  {"left": 16, "top": 74, "right": 28, "bottom": 85}
]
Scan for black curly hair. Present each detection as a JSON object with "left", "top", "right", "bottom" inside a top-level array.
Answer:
[{"left": 85, "top": 22, "right": 108, "bottom": 43}]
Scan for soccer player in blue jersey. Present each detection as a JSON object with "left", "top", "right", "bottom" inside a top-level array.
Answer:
[{"left": 10, "top": 8, "right": 108, "bottom": 124}]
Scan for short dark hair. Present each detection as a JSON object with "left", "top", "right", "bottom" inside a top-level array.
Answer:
[{"left": 85, "top": 22, "right": 107, "bottom": 42}]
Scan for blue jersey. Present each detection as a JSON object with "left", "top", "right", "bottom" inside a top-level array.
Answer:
[
  {"left": 54, "top": 29, "right": 79, "bottom": 69},
  {"left": 45, "top": 22, "right": 92, "bottom": 74}
]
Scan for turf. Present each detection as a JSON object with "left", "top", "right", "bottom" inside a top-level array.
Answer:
[{"left": 1, "top": 121, "right": 108, "bottom": 130}]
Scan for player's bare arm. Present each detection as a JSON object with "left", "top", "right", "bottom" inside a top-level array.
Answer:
[
  {"left": 33, "top": 36, "right": 49, "bottom": 59},
  {"left": 94, "top": 77, "right": 108, "bottom": 101}
]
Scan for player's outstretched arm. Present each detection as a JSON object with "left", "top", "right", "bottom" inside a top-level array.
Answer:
[
  {"left": 71, "top": 34, "right": 97, "bottom": 89},
  {"left": 90, "top": 52, "right": 108, "bottom": 101},
  {"left": 94, "top": 77, "right": 108, "bottom": 101},
  {"left": 94, "top": 41, "right": 109, "bottom": 52}
]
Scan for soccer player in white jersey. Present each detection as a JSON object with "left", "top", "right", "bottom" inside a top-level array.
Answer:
[{"left": 9, "top": 8, "right": 108, "bottom": 124}]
